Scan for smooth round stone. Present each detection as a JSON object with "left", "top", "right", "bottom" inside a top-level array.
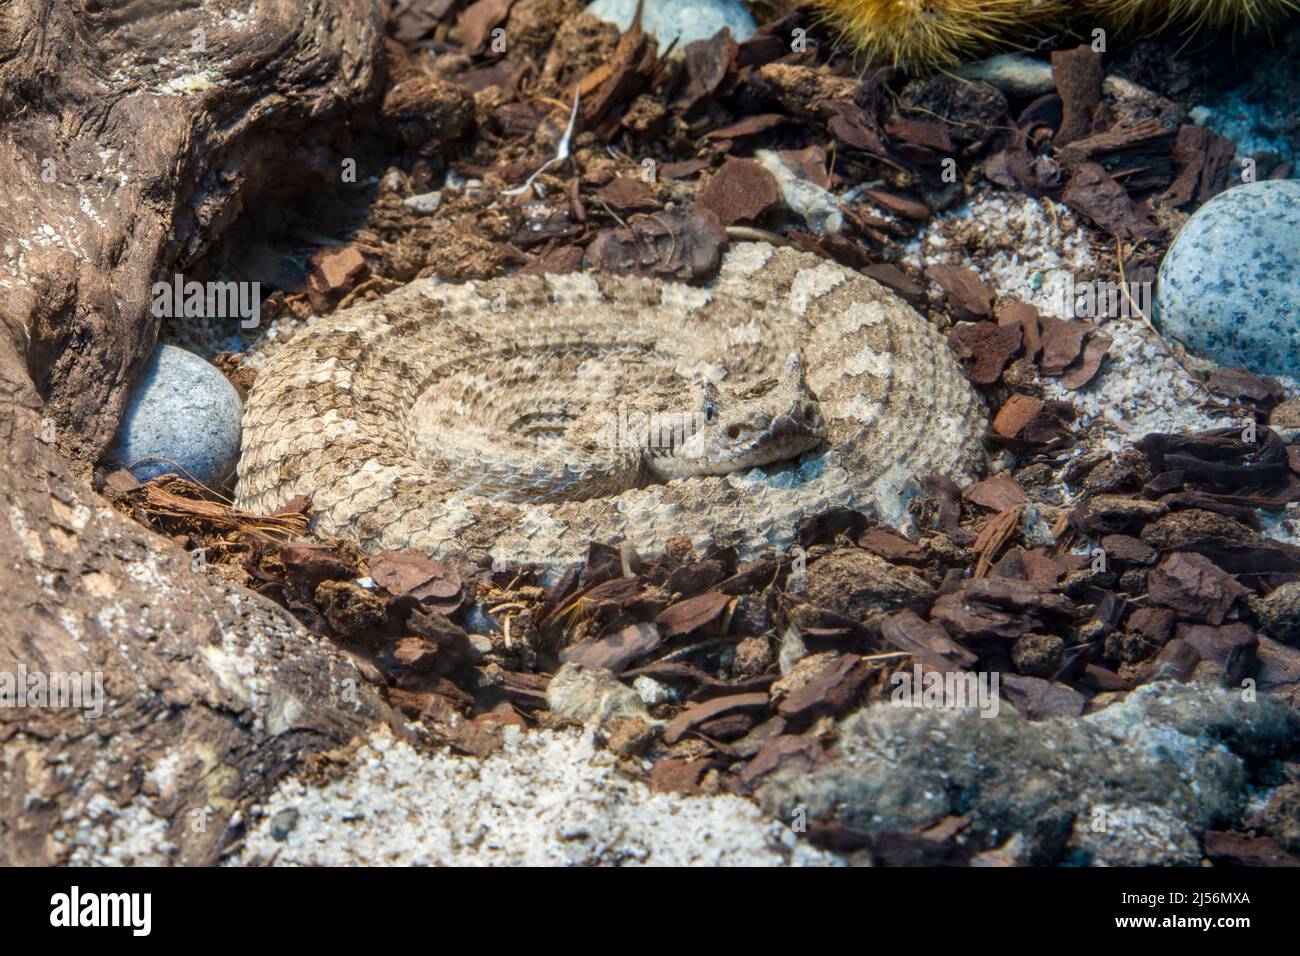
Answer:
[
  {"left": 585, "top": 0, "right": 755, "bottom": 47},
  {"left": 107, "top": 344, "right": 242, "bottom": 487},
  {"left": 1154, "top": 179, "right": 1300, "bottom": 378},
  {"left": 956, "top": 54, "right": 1053, "bottom": 98}
]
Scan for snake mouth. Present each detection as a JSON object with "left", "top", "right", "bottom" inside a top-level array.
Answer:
[
  {"left": 695, "top": 413, "right": 828, "bottom": 475},
  {"left": 750, "top": 421, "right": 827, "bottom": 464}
]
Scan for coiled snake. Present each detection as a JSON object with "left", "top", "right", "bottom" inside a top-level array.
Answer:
[{"left": 235, "top": 243, "right": 987, "bottom": 576}]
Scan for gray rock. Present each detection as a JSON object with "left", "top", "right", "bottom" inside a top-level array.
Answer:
[
  {"left": 632, "top": 675, "right": 675, "bottom": 706},
  {"left": 463, "top": 603, "right": 502, "bottom": 634},
  {"left": 546, "top": 662, "right": 652, "bottom": 726},
  {"left": 756, "top": 149, "right": 843, "bottom": 236},
  {"left": 106, "top": 343, "right": 243, "bottom": 487},
  {"left": 1251, "top": 581, "right": 1300, "bottom": 645},
  {"left": 585, "top": 0, "right": 755, "bottom": 47},
  {"left": 1154, "top": 179, "right": 1300, "bottom": 378},
  {"left": 1064, "top": 804, "right": 1201, "bottom": 867},
  {"left": 403, "top": 191, "right": 441, "bottom": 214},
  {"left": 956, "top": 54, "right": 1054, "bottom": 98},
  {"left": 269, "top": 807, "right": 300, "bottom": 842},
  {"left": 755, "top": 682, "right": 1299, "bottom": 865}
]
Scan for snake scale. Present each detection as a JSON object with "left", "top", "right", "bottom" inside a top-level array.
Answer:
[{"left": 235, "top": 243, "right": 988, "bottom": 576}]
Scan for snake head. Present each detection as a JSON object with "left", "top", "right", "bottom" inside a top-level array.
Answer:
[{"left": 657, "top": 353, "right": 827, "bottom": 479}]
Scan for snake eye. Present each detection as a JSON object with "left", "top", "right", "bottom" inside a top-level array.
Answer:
[
  {"left": 704, "top": 404, "right": 717, "bottom": 424},
  {"left": 725, "top": 424, "right": 742, "bottom": 439}
]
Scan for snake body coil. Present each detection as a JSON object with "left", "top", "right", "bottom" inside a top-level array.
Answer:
[{"left": 236, "top": 244, "right": 987, "bottom": 575}]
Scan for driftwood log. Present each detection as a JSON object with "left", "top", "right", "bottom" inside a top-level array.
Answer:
[{"left": 0, "top": 0, "right": 391, "bottom": 864}]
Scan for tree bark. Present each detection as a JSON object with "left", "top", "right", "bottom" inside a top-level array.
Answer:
[
  {"left": 1, "top": 0, "right": 386, "bottom": 463},
  {"left": 0, "top": 0, "right": 391, "bottom": 865}
]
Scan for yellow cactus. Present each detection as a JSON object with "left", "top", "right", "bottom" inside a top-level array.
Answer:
[
  {"left": 807, "top": 0, "right": 1298, "bottom": 71},
  {"left": 1085, "top": 0, "right": 1299, "bottom": 32},
  {"left": 804, "top": 0, "right": 1070, "bottom": 69}
]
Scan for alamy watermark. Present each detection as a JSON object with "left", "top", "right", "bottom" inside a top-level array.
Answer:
[
  {"left": 50, "top": 886, "right": 150, "bottom": 936},
  {"left": 591, "top": 403, "right": 707, "bottom": 455},
  {"left": 1047, "top": 274, "right": 1152, "bottom": 321},
  {"left": 0, "top": 665, "right": 104, "bottom": 718},
  {"left": 152, "top": 273, "right": 260, "bottom": 328},
  {"left": 890, "top": 664, "right": 1000, "bottom": 718}
]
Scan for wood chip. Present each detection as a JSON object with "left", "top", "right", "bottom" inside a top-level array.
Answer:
[
  {"left": 1002, "top": 674, "right": 1087, "bottom": 720},
  {"left": 452, "top": 0, "right": 517, "bottom": 56},
  {"left": 1203, "top": 830, "right": 1300, "bottom": 867},
  {"left": 862, "top": 263, "right": 924, "bottom": 302},
  {"left": 949, "top": 321, "right": 1022, "bottom": 385},
  {"left": 1037, "top": 316, "right": 1089, "bottom": 376},
  {"left": 1062, "top": 162, "right": 1162, "bottom": 241},
  {"left": 1162, "top": 124, "right": 1236, "bottom": 208},
  {"left": 1051, "top": 44, "right": 1103, "bottom": 147},
  {"left": 997, "top": 299, "right": 1043, "bottom": 361},
  {"left": 965, "top": 475, "right": 1028, "bottom": 511},
  {"left": 1060, "top": 332, "right": 1112, "bottom": 389},
  {"left": 696, "top": 157, "right": 781, "bottom": 226},
  {"left": 584, "top": 208, "right": 727, "bottom": 284},
  {"left": 662, "top": 692, "right": 770, "bottom": 744},
  {"left": 858, "top": 528, "right": 927, "bottom": 564},
  {"left": 991, "top": 394, "right": 1075, "bottom": 447},
  {"left": 924, "top": 264, "right": 995, "bottom": 321},
  {"left": 654, "top": 589, "right": 732, "bottom": 636},
  {"left": 880, "top": 610, "right": 978, "bottom": 672},
  {"left": 973, "top": 505, "right": 1025, "bottom": 578},
  {"left": 596, "top": 175, "right": 660, "bottom": 214},
  {"left": 649, "top": 756, "right": 713, "bottom": 794},
  {"left": 560, "top": 622, "right": 663, "bottom": 673},
  {"left": 369, "top": 549, "right": 464, "bottom": 613},
  {"left": 1148, "top": 552, "right": 1249, "bottom": 626},
  {"left": 862, "top": 188, "right": 930, "bottom": 221},
  {"left": 704, "top": 113, "right": 787, "bottom": 141},
  {"left": 775, "top": 654, "right": 875, "bottom": 722},
  {"left": 307, "top": 244, "right": 368, "bottom": 311}
]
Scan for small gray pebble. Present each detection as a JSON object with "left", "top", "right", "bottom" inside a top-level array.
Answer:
[
  {"left": 106, "top": 343, "right": 243, "bottom": 487},
  {"left": 403, "top": 191, "right": 442, "bottom": 214},
  {"left": 269, "top": 807, "right": 300, "bottom": 842},
  {"left": 585, "top": 0, "right": 755, "bottom": 47},
  {"left": 463, "top": 603, "right": 501, "bottom": 634},
  {"left": 1154, "top": 179, "right": 1300, "bottom": 378},
  {"left": 547, "top": 662, "right": 652, "bottom": 724},
  {"left": 633, "top": 675, "right": 675, "bottom": 705},
  {"left": 956, "top": 54, "right": 1054, "bottom": 98}
]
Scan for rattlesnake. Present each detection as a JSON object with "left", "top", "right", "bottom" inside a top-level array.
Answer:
[{"left": 235, "top": 243, "right": 987, "bottom": 576}]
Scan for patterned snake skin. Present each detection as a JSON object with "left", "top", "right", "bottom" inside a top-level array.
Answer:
[{"left": 235, "top": 243, "right": 988, "bottom": 575}]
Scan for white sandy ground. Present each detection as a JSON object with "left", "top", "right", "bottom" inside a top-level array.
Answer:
[{"left": 233, "top": 724, "right": 842, "bottom": 866}]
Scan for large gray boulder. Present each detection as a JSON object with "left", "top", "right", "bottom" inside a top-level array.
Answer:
[
  {"left": 1154, "top": 179, "right": 1300, "bottom": 378},
  {"left": 756, "top": 682, "right": 1299, "bottom": 865}
]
